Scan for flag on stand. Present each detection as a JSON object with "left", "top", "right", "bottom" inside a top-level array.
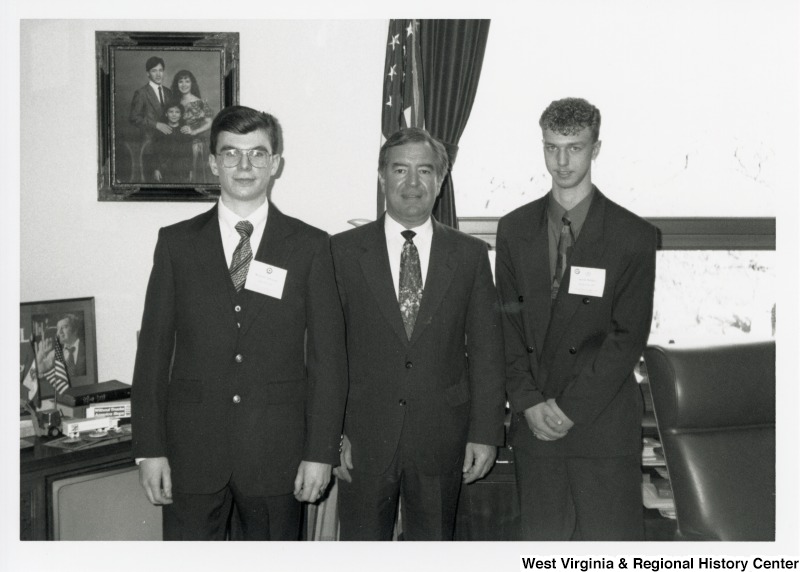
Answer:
[
  {"left": 45, "top": 338, "right": 72, "bottom": 395},
  {"left": 20, "top": 339, "right": 41, "bottom": 408}
]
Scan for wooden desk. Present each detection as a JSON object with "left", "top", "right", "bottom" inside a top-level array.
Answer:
[
  {"left": 454, "top": 445, "right": 519, "bottom": 540},
  {"left": 20, "top": 438, "right": 134, "bottom": 540}
]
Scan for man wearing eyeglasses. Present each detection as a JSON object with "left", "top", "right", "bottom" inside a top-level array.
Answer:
[{"left": 132, "top": 105, "right": 347, "bottom": 541}]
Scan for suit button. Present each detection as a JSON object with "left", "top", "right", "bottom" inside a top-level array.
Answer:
[
  {"left": 583, "top": 298, "right": 591, "bottom": 305},
  {"left": 526, "top": 346, "right": 534, "bottom": 354},
  {"left": 235, "top": 354, "right": 243, "bottom": 363},
  {"left": 405, "top": 361, "right": 413, "bottom": 369},
  {"left": 234, "top": 305, "right": 242, "bottom": 312},
  {"left": 399, "top": 399, "right": 407, "bottom": 406},
  {"left": 569, "top": 347, "right": 577, "bottom": 355},
  {"left": 232, "top": 395, "right": 241, "bottom": 404},
  {"left": 518, "top": 296, "right": 524, "bottom": 302},
  {"left": 237, "top": 322, "right": 241, "bottom": 328}
]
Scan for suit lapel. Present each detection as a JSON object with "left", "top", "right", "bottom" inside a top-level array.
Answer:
[
  {"left": 359, "top": 217, "right": 410, "bottom": 346},
  {"left": 410, "top": 219, "right": 457, "bottom": 344},
  {"left": 146, "top": 85, "right": 161, "bottom": 115},
  {"left": 193, "top": 205, "right": 239, "bottom": 330},
  {"left": 239, "top": 204, "right": 296, "bottom": 337}
]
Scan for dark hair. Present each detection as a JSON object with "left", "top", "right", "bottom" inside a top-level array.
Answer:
[
  {"left": 209, "top": 105, "right": 283, "bottom": 156},
  {"left": 145, "top": 56, "right": 165, "bottom": 72},
  {"left": 170, "top": 70, "right": 202, "bottom": 99},
  {"left": 378, "top": 128, "right": 449, "bottom": 179},
  {"left": 539, "top": 97, "right": 601, "bottom": 142},
  {"left": 57, "top": 313, "right": 83, "bottom": 335},
  {"left": 162, "top": 99, "right": 184, "bottom": 121}
]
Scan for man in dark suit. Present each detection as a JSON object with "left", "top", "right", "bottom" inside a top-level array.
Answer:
[
  {"left": 129, "top": 56, "right": 172, "bottom": 179},
  {"left": 331, "top": 128, "right": 506, "bottom": 540},
  {"left": 496, "top": 97, "right": 657, "bottom": 540},
  {"left": 56, "top": 313, "right": 85, "bottom": 377},
  {"left": 132, "top": 105, "right": 348, "bottom": 541}
]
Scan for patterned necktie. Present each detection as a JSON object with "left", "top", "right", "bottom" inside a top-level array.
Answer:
[
  {"left": 398, "top": 230, "right": 423, "bottom": 340},
  {"left": 229, "top": 220, "right": 254, "bottom": 292},
  {"left": 158, "top": 86, "right": 164, "bottom": 108},
  {"left": 551, "top": 215, "right": 574, "bottom": 302}
]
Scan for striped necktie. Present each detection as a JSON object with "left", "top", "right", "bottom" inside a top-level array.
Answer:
[{"left": 229, "top": 221, "right": 254, "bottom": 292}]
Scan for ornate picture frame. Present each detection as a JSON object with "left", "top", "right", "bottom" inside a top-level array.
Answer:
[{"left": 96, "top": 31, "right": 239, "bottom": 201}]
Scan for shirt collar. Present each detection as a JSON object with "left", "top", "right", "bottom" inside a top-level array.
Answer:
[
  {"left": 547, "top": 187, "right": 595, "bottom": 239},
  {"left": 149, "top": 81, "right": 163, "bottom": 91},
  {"left": 218, "top": 198, "right": 269, "bottom": 236},
  {"left": 384, "top": 213, "right": 434, "bottom": 242}
]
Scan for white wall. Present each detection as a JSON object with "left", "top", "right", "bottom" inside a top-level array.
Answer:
[
  {"left": 19, "top": 19, "right": 386, "bottom": 385},
  {"left": 456, "top": 1, "right": 798, "bottom": 218}
]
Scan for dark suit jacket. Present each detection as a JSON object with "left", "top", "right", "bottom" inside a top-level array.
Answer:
[
  {"left": 131, "top": 204, "right": 348, "bottom": 496},
  {"left": 129, "top": 83, "right": 171, "bottom": 134},
  {"left": 331, "top": 216, "right": 506, "bottom": 476},
  {"left": 496, "top": 188, "right": 657, "bottom": 458},
  {"left": 65, "top": 341, "right": 86, "bottom": 378}
]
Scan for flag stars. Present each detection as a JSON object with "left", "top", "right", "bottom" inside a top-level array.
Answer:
[
  {"left": 388, "top": 64, "right": 397, "bottom": 80},
  {"left": 386, "top": 95, "right": 392, "bottom": 107},
  {"left": 406, "top": 22, "right": 415, "bottom": 37},
  {"left": 389, "top": 34, "right": 400, "bottom": 50}
]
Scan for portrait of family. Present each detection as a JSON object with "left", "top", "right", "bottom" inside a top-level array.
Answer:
[{"left": 113, "top": 49, "right": 223, "bottom": 186}]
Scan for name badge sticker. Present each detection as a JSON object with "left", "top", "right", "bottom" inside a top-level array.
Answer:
[
  {"left": 568, "top": 266, "right": 606, "bottom": 297},
  {"left": 245, "top": 261, "right": 287, "bottom": 299}
]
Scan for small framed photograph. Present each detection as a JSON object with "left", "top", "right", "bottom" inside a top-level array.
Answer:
[
  {"left": 96, "top": 31, "right": 239, "bottom": 201},
  {"left": 20, "top": 297, "right": 99, "bottom": 401}
]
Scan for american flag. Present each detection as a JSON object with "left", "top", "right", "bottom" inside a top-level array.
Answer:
[
  {"left": 381, "top": 19, "right": 425, "bottom": 138},
  {"left": 46, "top": 338, "right": 71, "bottom": 395},
  {"left": 379, "top": 19, "right": 426, "bottom": 212}
]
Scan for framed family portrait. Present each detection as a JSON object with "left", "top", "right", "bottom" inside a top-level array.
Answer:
[
  {"left": 96, "top": 31, "right": 239, "bottom": 201},
  {"left": 20, "top": 297, "right": 99, "bottom": 401}
]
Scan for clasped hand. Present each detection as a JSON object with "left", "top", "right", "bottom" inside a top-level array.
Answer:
[{"left": 524, "top": 399, "right": 574, "bottom": 441}]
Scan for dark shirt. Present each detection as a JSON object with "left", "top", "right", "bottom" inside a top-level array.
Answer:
[
  {"left": 546, "top": 186, "right": 595, "bottom": 281},
  {"left": 152, "top": 126, "right": 193, "bottom": 183}
]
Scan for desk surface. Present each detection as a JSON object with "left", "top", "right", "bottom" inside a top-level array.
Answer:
[{"left": 21, "top": 436, "right": 133, "bottom": 475}]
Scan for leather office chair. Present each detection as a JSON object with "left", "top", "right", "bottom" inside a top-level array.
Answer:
[{"left": 643, "top": 342, "right": 775, "bottom": 540}]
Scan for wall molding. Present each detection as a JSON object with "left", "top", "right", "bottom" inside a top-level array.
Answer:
[{"left": 458, "top": 217, "right": 776, "bottom": 250}]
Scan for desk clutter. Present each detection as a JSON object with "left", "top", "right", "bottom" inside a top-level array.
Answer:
[
  {"left": 641, "top": 436, "right": 676, "bottom": 519},
  {"left": 20, "top": 381, "right": 131, "bottom": 449}
]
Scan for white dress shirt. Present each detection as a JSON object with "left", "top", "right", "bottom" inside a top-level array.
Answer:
[
  {"left": 218, "top": 199, "right": 269, "bottom": 267},
  {"left": 149, "top": 81, "right": 165, "bottom": 105},
  {"left": 384, "top": 214, "right": 434, "bottom": 299}
]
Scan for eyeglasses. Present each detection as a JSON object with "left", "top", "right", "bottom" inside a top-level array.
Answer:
[{"left": 217, "top": 148, "right": 273, "bottom": 168}]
